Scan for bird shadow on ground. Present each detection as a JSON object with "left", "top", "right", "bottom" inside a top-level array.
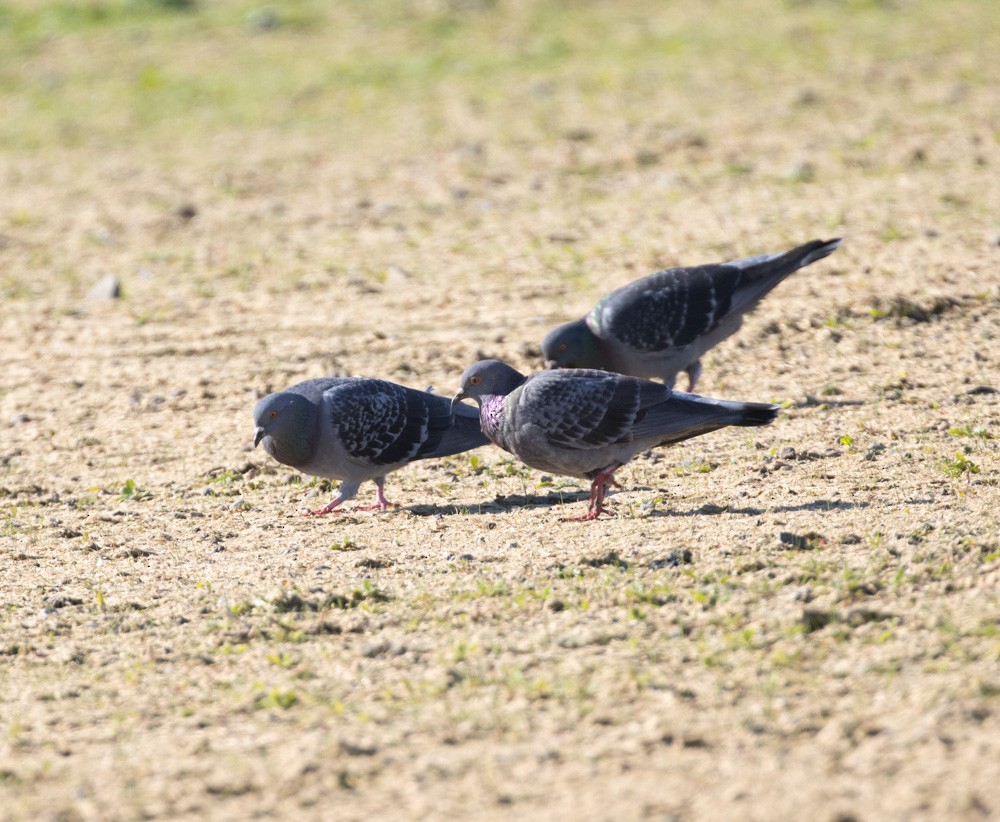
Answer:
[
  {"left": 406, "top": 492, "right": 584, "bottom": 517},
  {"left": 406, "top": 496, "right": 894, "bottom": 519},
  {"left": 633, "top": 498, "right": 872, "bottom": 518},
  {"left": 404, "top": 503, "right": 495, "bottom": 517},
  {"left": 792, "top": 397, "right": 867, "bottom": 409}
]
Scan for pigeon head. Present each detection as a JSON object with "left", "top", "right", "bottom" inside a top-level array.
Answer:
[
  {"left": 541, "top": 319, "right": 601, "bottom": 370},
  {"left": 253, "top": 391, "right": 319, "bottom": 468},
  {"left": 452, "top": 359, "right": 526, "bottom": 408}
]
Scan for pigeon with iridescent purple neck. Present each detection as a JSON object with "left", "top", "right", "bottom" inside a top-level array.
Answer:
[
  {"left": 254, "top": 377, "right": 488, "bottom": 515},
  {"left": 542, "top": 238, "right": 842, "bottom": 390},
  {"left": 452, "top": 359, "right": 778, "bottom": 521}
]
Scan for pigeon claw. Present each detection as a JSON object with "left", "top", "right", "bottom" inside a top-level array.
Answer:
[
  {"left": 560, "top": 506, "right": 611, "bottom": 523},
  {"left": 304, "top": 500, "right": 344, "bottom": 516}
]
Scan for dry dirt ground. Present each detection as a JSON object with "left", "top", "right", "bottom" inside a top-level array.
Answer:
[{"left": 1, "top": 1, "right": 999, "bottom": 819}]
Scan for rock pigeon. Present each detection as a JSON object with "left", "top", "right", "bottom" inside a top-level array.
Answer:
[
  {"left": 254, "top": 378, "right": 489, "bottom": 515},
  {"left": 541, "top": 238, "right": 842, "bottom": 390},
  {"left": 452, "top": 360, "right": 779, "bottom": 521}
]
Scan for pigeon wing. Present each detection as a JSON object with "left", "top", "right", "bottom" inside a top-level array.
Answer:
[
  {"left": 592, "top": 238, "right": 841, "bottom": 354},
  {"left": 324, "top": 380, "right": 429, "bottom": 467},
  {"left": 592, "top": 264, "right": 742, "bottom": 353},
  {"left": 521, "top": 371, "right": 669, "bottom": 450}
]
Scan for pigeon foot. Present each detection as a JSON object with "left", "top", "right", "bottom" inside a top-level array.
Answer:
[
  {"left": 561, "top": 506, "right": 611, "bottom": 522},
  {"left": 350, "top": 485, "right": 398, "bottom": 512},
  {"left": 561, "top": 465, "right": 620, "bottom": 522},
  {"left": 305, "top": 499, "right": 345, "bottom": 516}
]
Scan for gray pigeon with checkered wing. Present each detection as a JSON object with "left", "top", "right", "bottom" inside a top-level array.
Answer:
[
  {"left": 542, "top": 238, "right": 842, "bottom": 389},
  {"left": 254, "top": 377, "right": 488, "bottom": 514},
  {"left": 452, "top": 359, "right": 778, "bottom": 521}
]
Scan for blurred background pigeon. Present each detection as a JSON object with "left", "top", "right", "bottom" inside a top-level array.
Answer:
[
  {"left": 254, "top": 378, "right": 488, "bottom": 514},
  {"left": 542, "top": 238, "right": 842, "bottom": 389},
  {"left": 453, "top": 359, "right": 778, "bottom": 521}
]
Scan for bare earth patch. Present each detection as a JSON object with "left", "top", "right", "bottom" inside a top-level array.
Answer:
[{"left": 1, "top": 1, "right": 998, "bottom": 819}]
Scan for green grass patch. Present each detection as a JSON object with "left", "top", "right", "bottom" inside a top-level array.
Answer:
[{"left": 4, "top": 0, "right": 998, "bottom": 152}]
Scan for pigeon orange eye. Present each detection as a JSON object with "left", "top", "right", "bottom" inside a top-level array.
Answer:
[
  {"left": 558, "top": 343, "right": 567, "bottom": 352},
  {"left": 269, "top": 410, "right": 278, "bottom": 419},
  {"left": 470, "top": 376, "right": 481, "bottom": 386}
]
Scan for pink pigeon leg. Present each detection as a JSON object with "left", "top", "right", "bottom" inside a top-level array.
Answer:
[
  {"left": 304, "top": 479, "right": 362, "bottom": 516},
  {"left": 561, "top": 465, "right": 620, "bottom": 522},
  {"left": 351, "top": 479, "right": 400, "bottom": 512}
]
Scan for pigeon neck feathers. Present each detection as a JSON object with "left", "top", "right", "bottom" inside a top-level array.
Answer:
[
  {"left": 479, "top": 393, "right": 508, "bottom": 447},
  {"left": 455, "top": 359, "right": 528, "bottom": 448}
]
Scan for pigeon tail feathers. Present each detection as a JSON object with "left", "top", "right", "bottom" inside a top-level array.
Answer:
[
  {"left": 736, "top": 238, "right": 842, "bottom": 283},
  {"left": 631, "top": 391, "right": 779, "bottom": 446}
]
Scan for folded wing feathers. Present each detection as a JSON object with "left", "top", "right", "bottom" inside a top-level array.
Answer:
[
  {"left": 528, "top": 373, "right": 639, "bottom": 450},
  {"left": 327, "top": 380, "right": 428, "bottom": 466},
  {"left": 602, "top": 265, "right": 740, "bottom": 351},
  {"left": 596, "top": 239, "right": 840, "bottom": 356}
]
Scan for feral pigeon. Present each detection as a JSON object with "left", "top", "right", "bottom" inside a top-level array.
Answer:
[
  {"left": 452, "top": 360, "right": 778, "bottom": 521},
  {"left": 254, "top": 378, "right": 489, "bottom": 514},
  {"left": 541, "top": 238, "right": 842, "bottom": 390}
]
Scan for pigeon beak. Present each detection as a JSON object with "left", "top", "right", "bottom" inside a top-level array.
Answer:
[
  {"left": 544, "top": 359, "right": 557, "bottom": 369},
  {"left": 253, "top": 426, "right": 265, "bottom": 448},
  {"left": 450, "top": 390, "right": 467, "bottom": 409}
]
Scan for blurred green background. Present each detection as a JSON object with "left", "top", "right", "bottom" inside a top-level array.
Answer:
[{"left": 2, "top": 0, "right": 996, "bottom": 154}]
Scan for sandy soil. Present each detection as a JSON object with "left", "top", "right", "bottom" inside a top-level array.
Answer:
[{"left": 1, "top": 2, "right": 999, "bottom": 819}]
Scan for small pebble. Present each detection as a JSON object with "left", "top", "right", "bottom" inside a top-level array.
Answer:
[
  {"left": 791, "top": 586, "right": 813, "bottom": 602},
  {"left": 86, "top": 274, "right": 121, "bottom": 301}
]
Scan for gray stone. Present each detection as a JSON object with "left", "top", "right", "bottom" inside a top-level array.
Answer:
[{"left": 86, "top": 274, "right": 121, "bottom": 301}]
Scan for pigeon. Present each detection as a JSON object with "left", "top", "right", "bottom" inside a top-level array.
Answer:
[
  {"left": 452, "top": 359, "right": 779, "bottom": 521},
  {"left": 541, "top": 238, "right": 842, "bottom": 390},
  {"left": 253, "top": 378, "right": 489, "bottom": 515}
]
